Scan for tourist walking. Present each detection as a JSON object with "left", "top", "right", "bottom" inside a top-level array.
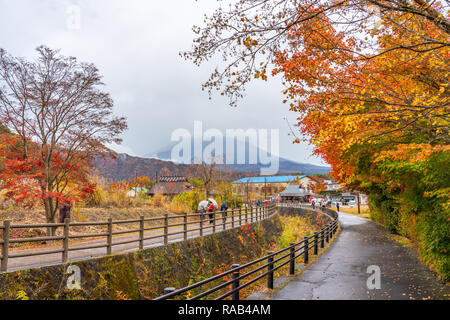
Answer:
[{"left": 208, "top": 201, "right": 215, "bottom": 224}]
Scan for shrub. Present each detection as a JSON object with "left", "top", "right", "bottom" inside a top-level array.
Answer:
[
  {"left": 277, "top": 215, "right": 317, "bottom": 249},
  {"left": 110, "top": 190, "right": 132, "bottom": 208},
  {"left": 152, "top": 194, "right": 165, "bottom": 207},
  {"left": 86, "top": 187, "right": 108, "bottom": 207}
]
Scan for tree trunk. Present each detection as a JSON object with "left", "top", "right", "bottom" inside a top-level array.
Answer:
[{"left": 43, "top": 197, "right": 57, "bottom": 236}]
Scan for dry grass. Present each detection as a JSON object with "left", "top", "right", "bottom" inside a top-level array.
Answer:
[
  {"left": 338, "top": 205, "right": 371, "bottom": 219},
  {"left": 0, "top": 199, "right": 183, "bottom": 250},
  {"left": 389, "top": 233, "right": 412, "bottom": 248}
]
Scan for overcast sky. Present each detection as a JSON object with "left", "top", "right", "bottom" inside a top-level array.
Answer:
[{"left": 0, "top": 0, "right": 327, "bottom": 166}]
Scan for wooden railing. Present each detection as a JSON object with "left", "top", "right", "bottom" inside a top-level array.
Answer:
[
  {"left": 0, "top": 204, "right": 277, "bottom": 272},
  {"left": 155, "top": 203, "right": 339, "bottom": 300}
]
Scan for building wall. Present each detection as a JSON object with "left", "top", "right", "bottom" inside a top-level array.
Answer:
[
  {"left": 232, "top": 176, "right": 316, "bottom": 199},
  {"left": 233, "top": 182, "right": 290, "bottom": 198}
]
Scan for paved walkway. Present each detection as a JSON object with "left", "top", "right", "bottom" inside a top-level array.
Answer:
[
  {"left": 271, "top": 212, "right": 449, "bottom": 300},
  {"left": 5, "top": 216, "right": 249, "bottom": 272}
]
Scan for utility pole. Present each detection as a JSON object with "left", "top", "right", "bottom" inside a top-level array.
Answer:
[
  {"left": 246, "top": 178, "right": 249, "bottom": 206},
  {"left": 357, "top": 192, "right": 361, "bottom": 214},
  {"left": 135, "top": 169, "right": 138, "bottom": 198},
  {"left": 264, "top": 176, "right": 267, "bottom": 200}
]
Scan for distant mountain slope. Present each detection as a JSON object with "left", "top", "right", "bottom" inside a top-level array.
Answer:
[
  {"left": 217, "top": 157, "right": 330, "bottom": 175},
  {"left": 145, "top": 140, "right": 330, "bottom": 175},
  {"left": 91, "top": 153, "right": 257, "bottom": 182}
]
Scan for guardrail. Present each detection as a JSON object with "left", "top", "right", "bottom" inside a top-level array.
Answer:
[
  {"left": 0, "top": 204, "right": 276, "bottom": 272},
  {"left": 154, "top": 203, "right": 339, "bottom": 300}
]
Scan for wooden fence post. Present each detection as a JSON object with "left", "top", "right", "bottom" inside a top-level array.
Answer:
[
  {"left": 267, "top": 251, "right": 274, "bottom": 289},
  {"left": 232, "top": 209, "right": 235, "bottom": 228},
  {"left": 231, "top": 264, "right": 240, "bottom": 300},
  {"left": 62, "top": 218, "right": 70, "bottom": 263},
  {"left": 245, "top": 207, "right": 248, "bottom": 223},
  {"left": 321, "top": 229, "right": 325, "bottom": 248},
  {"left": 239, "top": 208, "right": 242, "bottom": 226},
  {"left": 164, "top": 214, "right": 169, "bottom": 245},
  {"left": 139, "top": 215, "right": 144, "bottom": 250},
  {"left": 222, "top": 210, "right": 226, "bottom": 231},
  {"left": 1, "top": 220, "right": 10, "bottom": 272},
  {"left": 314, "top": 232, "right": 319, "bottom": 255},
  {"left": 107, "top": 218, "right": 112, "bottom": 255},
  {"left": 304, "top": 236, "right": 309, "bottom": 264},
  {"left": 289, "top": 243, "right": 295, "bottom": 275},
  {"left": 184, "top": 212, "right": 188, "bottom": 241}
]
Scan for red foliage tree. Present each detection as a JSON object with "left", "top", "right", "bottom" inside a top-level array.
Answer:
[{"left": 0, "top": 47, "right": 127, "bottom": 234}]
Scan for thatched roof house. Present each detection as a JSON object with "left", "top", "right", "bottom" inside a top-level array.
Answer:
[{"left": 147, "top": 176, "right": 193, "bottom": 196}]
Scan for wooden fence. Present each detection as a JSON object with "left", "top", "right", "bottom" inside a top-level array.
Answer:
[
  {"left": 0, "top": 204, "right": 276, "bottom": 272},
  {"left": 155, "top": 203, "right": 339, "bottom": 300}
]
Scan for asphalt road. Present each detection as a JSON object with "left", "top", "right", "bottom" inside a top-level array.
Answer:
[{"left": 270, "top": 211, "right": 449, "bottom": 300}]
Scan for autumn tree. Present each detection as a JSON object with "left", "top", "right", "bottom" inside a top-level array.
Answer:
[
  {"left": 131, "top": 176, "right": 151, "bottom": 188},
  {"left": 183, "top": 0, "right": 448, "bottom": 106},
  {"left": 0, "top": 46, "right": 127, "bottom": 234},
  {"left": 195, "top": 157, "right": 218, "bottom": 199},
  {"left": 307, "top": 176, "right": 327, "bottom": 194},
  {"left": 186, "top": 1, "right": 449, "bottom": 278}
]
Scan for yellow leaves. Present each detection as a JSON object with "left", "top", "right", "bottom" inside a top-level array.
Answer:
[
  {"left": 16, "top": 290, "right": 29, "bottom": 300},
  {"left": 244, "top": 37, "right": 251, "bottom": 48},
  {"left": 243, "top": 37, "right": 258, "bottom": 48},
  {"left": 254, "top": 69, "right": 267, "bottom": 81}
]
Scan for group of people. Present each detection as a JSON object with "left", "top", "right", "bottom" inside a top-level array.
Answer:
[
  {"left": 198, "top": 199, "right": 269, "bottom": 225},
  {"left": 311, "top": 200, "right": 326, "bottom": 210},
  {"left": 199, "top": 200, "right": 229, "bottom": 225},
  {"left": 311, "top": 199, "right": 339, "bottom": 211}
]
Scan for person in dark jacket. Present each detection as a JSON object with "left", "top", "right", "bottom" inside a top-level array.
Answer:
[
  {"left": 59, "top": 204, "right": 71, "bottom": 223},
  {"left": 336, "top": 202, "right": 340, "bottom": 212},
  {"left": 220, "top": 201, "right": 228, "bottom": 223}
]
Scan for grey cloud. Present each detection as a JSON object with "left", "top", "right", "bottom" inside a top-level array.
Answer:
[{"left": 0, "top": 0, "right": 327, "bottom": 166}]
